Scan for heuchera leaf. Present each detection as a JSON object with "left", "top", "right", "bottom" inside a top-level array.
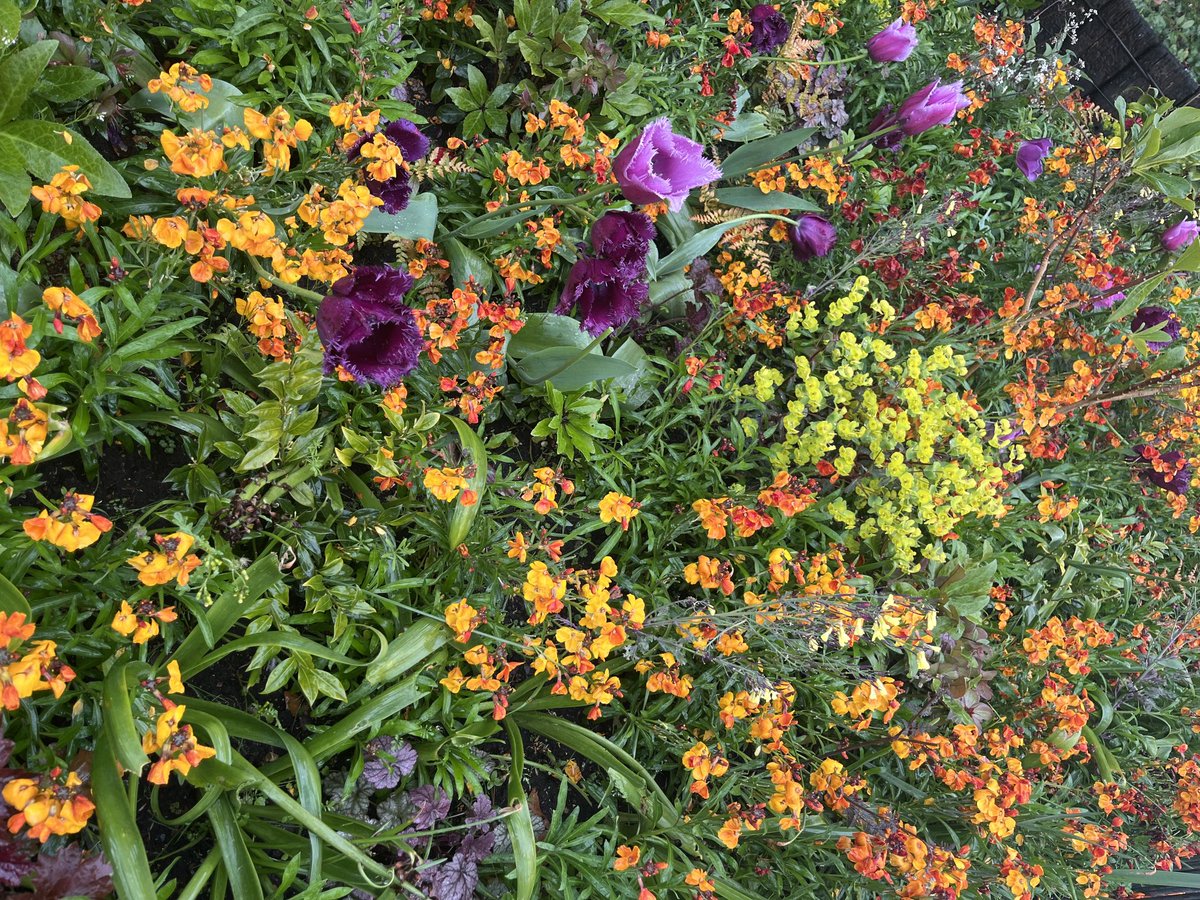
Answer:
[
  {"left": 428, "top": 852, "right": 479, "bottom": 900},
  {"left": 32, "top": 845, "right": 114, "bottom": 900},
  {"left": 0, "top": 833, "right": 34, "bottom": 889}
]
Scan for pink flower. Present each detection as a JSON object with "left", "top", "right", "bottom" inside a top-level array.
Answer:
[
  {"left": 896, "top": 79, "right": 970, "bottom": 135},
  {"left": 867, "top": 18, "right": 918, "bottom": 63},
  {"left": 613, "top": 118, "right": 721, "bottom": 211}
]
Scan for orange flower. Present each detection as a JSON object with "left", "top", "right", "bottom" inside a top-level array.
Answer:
[
  {"left": 613, "top": 845, "right": 641, "bottom": 871},
  {"left": 127, "top": 532, "right": 202, "bottom": 586},
  {"left": 142, "top": 704, "right": 217, "bottom": 785},
  {"left": 683, "top": 555, "right": 735, "bottom": 595},
  {"left": 111, "top": 599, "right": 178, "bottom": 644},
  {"left": 444, "top": 599, "right": 482, "bottom": 642},
  {"left": 3, "top": 769, "right": 94, "bottom": 842},
  {"left": 598, "top": 492, "right": 640, "bottom": 530},
  {"left": 23, "top": 491, "right": 112, "bottom": 551},
  {"left": 0, "top": 314, "right": 41, "bottom": 382},
  {"left": 30, "top": 166, "right": 101, "bottom": 230},
  {"left": 160, "top": 128, "right": 226, "bottom": 177},
  {"left": 42, "top": 287, "right": 102, "bottom": 342}
]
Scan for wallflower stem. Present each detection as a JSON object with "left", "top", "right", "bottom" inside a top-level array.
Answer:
[
  {"left": 245, "top": 254, "right": 326, "bottom": 303},
  {"left": 442, "top": 185, "right": 612, "bottom": 240}
]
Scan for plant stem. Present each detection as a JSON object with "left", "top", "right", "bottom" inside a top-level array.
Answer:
[
  {"left": 442, "top": 185, "right": 612, "bottom": 240},
  {"left": 246, "top": 254, "right": 326, "bottom": 303}
]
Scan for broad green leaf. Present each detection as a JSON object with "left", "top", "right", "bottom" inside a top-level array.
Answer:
[
  {"left": 722, "top": 127, "right": 818, "bottom": 178},
  {"left": 0, "top": 134, "right": 30, "bottom": 215},
  {"left": 3, "top": 118, "right": 130, "bottom": 197},
  {"left": 102, "top": 659, "right": 151, "bottom": 773},
  {"left": 443, "top": 237, "right": 494, "bottom": 292},
  {"left": 361, "top": 192, "right": 438, "bottom": 240},
  {"left": 507, "top": 313, "right": 592, "bottom": 356},
  {"left": 446, "top": 417, "right": 488, "bottom": 549},
  {"left": 655, "top": 214, "right": 788, "bottom": 278},
  {"left": 609, "top": 337, "right": 654, "bottom": 408},
  {"left": 34, "top": 65, "right": 109, "bottom": 103},
  {"left": 0, "top": 41, "right": 57, "bottom": 124},
  {"left": 0, "top": 0, "right": 19, "bottom": 46},
  {"left": 455, "top": 207, "right": 538, "bottom": 239},
  {"left": 587, "top": 0, "right": 661, "bottom": 26},
  {"left": 721, "top": 110, "right": 773, "bottom": 143},
  {"left": 0, "top": 572, "right": 30, "bottom": 616},
  {"left": 366, "top": 618, "right": 449, "bottom": 685},
  {"left": 511, "top": 346, "right": 636, "bottom": 391},
  {"left": 715, "top": 186, "right": 820, "bottom": 213}
]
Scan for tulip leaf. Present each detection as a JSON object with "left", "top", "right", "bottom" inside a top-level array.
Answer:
[
  {"left": 0, "top": 572, "right": 30, "bottom": 616},
  {"left": 655, "top": 214, "right": 792, "bottom": 278},
  {"left": 443, "top": 237, "right": 494, "bottom": 293},
  {"left": 507, "top": 313, "right": 593, "bottom": 356},
  {"left": 715, "top": 187, "right": 821, "bottom": 213},
  {"left": 361, "top": 192, "right": 438, "bottom": 240},
  {"left": 446, "top": 417, "right": 488, "bottom": 550},
  {"left": 510, "top": 346, "right": 636, "bottom": 391},
  {"left": 721, "top": 126, "right": 818, "bottom": 179}
]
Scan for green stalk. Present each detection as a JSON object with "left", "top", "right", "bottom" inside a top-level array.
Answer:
[
  {"left": 245, "top": 254, "right": 326, "bottom": 303},
  {"left": 441, "top": 185, "right": 611, "bottom": 240}
]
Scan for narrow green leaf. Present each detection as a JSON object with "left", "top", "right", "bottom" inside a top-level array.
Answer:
[
  {"left": 504, "top": 721, "right": 538, "bottom": 900},
  {"left": 171, "top": 555, "right": 281, "bottom": 673},
  {"left": 102, "top": 660, "right": 151, "bottom": 773},
  {"left": 366, "top": 618, "right": 448, "bottom": 685},
  {"left": 722, "top": 127, "right": 818, "bottom": 178},
  {"left": 714, "top": 186, "right": 820, "bottom": 213},
  {"left": 208, "top": 796, "right": 264, "bottom": 900},
  {"left": 0, "top": 572, "right": 30, "bottom": 616},
  {"left": 93, "top": 733, "right": 157, "bottom": 900}
]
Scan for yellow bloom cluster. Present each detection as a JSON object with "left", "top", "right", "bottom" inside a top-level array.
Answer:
[{"left": 755, "top": 276, "right": 1022, "bottom": 570}]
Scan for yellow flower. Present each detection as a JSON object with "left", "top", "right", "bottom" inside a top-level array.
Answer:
[
  {"left": 143, "top": 704, "right": 217, "bottom": 785},
  {"left": 160, "top": 129, "right": 226, "bottom": 177},
  {"left": 22, "top": 491, "right": 112, "bottom": 551},
  {"left": 127, "top": 532, "right": 202, "bottom": 586},
  {"left": 30, "top": 165, "right": 101, "bottom": 230},
  {"left": 3, "top": 769, "right": 94, "bottom": 842},
  {"left": 111, "top": 599, "right": 178, "bottom": 644},
  {"left": 167, "top": 660, "right": 185, "bottom": 695},
  {"left": 42, "top": 287, "right": 102, "bottom": 342},
  {"left": 598, "top": 492, "right": 640, "bottom": 530},
  {"left": 444, "top": 599, "right": 480, "bottom": 642}
]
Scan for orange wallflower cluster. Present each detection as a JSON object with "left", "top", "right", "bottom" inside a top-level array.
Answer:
[
  {"left": 682, "top": 741, "right": 730, "bottom": 800},
  {"left": 444, "top": 598, "right": 484, "bottom": 643},
  {"left": 0, "top": 313, "right": 40, "bottom": 382},
  {"left": 598, "top": 491, "right": 639, "bottom": 530},
  {"left": 111, "top": 599, "right": 178, "bottom": 644},
  {"left": 23, "top": 491, "right": 112, "bottom": 551},
  {"left": 837, "top": 824, "right": 972, "bottom": 899},
  {"left": 3, "top": 768, "right": 94, "bottom": 842},
  {"left": 440, "top": 642, "right": 522, "bottom": 720},
  {"left": 1022, "top": 616, "right": 1114, "bottom": 675},
  {"left": 831, "top": 677, "right": 902, "bottom": 731},
  {"left": 31, "top": 165, "right": 101, "bottom": 231},
  {"left": 236, "top": 290, "right": 300, "bottom": 359},
  {"left": 520, "top": 466, "right": 574, "bottom": 515},
  {"left": 693, "top": 472, "right": 817, "bottom": 541},
  {"left": 0, "top": 391, "right": 50, "bottom": 467},
  {"left": 438, "top": 370, "right": 504, "bottom": 424},
  {"left": 42, "top": 287, "right": 102, "bottom": 342},
  {"left": 0, "top": 613, "right": 75, "bottom": 710},
  {"left": 147, "top": 62, "right": 212, "bottom": 112},
  {"left": 423, "top": 465, "right": 477, "bottom": 506},
  {"left": 143, "top": 702, "right": 216, "bottom": 785},
  {"left": 684, "top": 555, "right": 736, "bottom": 596},
  {"left": 127, "top": 532, "right": 203, "bottom": 587}
]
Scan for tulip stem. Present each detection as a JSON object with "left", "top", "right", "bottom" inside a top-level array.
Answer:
[
  {"left": 758, "top": 51, "right": 867, "bottom": 66},
  {"left": 246, "top": 254, "right": 326, "bottom": 303},
  {"left": 442, "top": 185, "right": 612, "bottom": 240}
]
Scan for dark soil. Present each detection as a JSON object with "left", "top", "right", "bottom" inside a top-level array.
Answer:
[{"left": 32, "top": 439, "right": 191, "bottom": 522}]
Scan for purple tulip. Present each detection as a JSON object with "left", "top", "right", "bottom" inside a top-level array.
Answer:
[
  {"left": 1131, "top": 305, "right": 1182, "bottom": 352},
  {"left": 557, "top": 257, "right": 649, "bottom": 336},
  {"left": 317, "top": 266, "right": 423, "bottom": 387},
  {"left": 867, "top": 18, "right": 918, "bottom": 63},
  {"left": 1132, "top": 445, "right": 1192, "bottom": 495},
  {"left": 787, "top": 214, "right": 837, "bottom": 261},
  {"left": 896, "top": 79, "right": 971, "bottom": 136},
  {"left": 613, "top": 118, "right": 721, "bottom": 212},
  {"left": 384, "top": 119, "right": 430, "bottom": 163},
  {"left": 866, "top": 104, "right": 905, "bottom": 150},
  {"left": 1092, "top": 290, "right": 1124, "bottom": 311},
  {"left": 589, "top": 210, "right": 655, "bottom": 265},
  {"left": 1162, "top": 219, "right": 1200, "bottom": 253},
  {"left": 748, "top": 4, "right": 789, "bottom": 55},
  {"left": 1016, "top": 138, "right": 1053, "bottom": 181}
]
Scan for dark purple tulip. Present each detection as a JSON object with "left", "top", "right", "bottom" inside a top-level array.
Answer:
[
  {"left": 557, "top": 257, "right": 649, "bottom": 336},
  {"left": 1016, "top": 138, "right": 1053, "bottom": 181},
  {"left": 896, "top": 79, "right": 971, "bottom": 135},
  {"left": 867, "top": 104, "right": 905, "bottom": 150},
  {"left": 787, "top": 214, "right": 837, "bottom": 261},
  {"left": 368, "top": 174, "right": 414, "bottom": 214},
  {"left": 1162, "top": 219, "right": 1200, "bottom": 253},
  {"left": 867, "top": 18, "right": 918, "bottom": 63},
  {"left": 1130, "top": 305, "right": 1182, "bottom": 351},
  {"left": 1132, "top": 445, "right": 1192, "bottom": 495},
  {"left": 748, "top": 4, "right": 789, "bottom": 54},
  {"left": 384, "top": 119, "right": 430, "bottom": 163},
  {"left": 589, "top": 210, "right": 655, "bottom": 267},
  {"left": 613, "top": 118, "right": 721, "bottom": 211},
  {"left": 317, "top": 266, "right": 423, "bottom": 387}
]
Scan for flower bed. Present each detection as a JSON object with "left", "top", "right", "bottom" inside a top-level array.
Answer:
[{"left": 2, "top": 0, "right": 1200, "bottom": 898}]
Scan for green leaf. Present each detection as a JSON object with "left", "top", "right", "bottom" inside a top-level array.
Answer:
[
  {"left": 655, "top": 214, "right": 785, "bottom": 278},
  {"left": 507, "top": 313, "right": 592, "bottom": 356},
  {"left": 446, "top": 417, "right": 488, "bottom": 549},
  {"left": 587, "top": 0, "right": 661, "bottom": 26},
  {"left": 456, "top": 208, "right": 539, "bottom": 239},
  {"left": 360, "top": 192, "right": 437, "bottom": 240},
  {"left": 504, "top": 721, "right": 538, "bottom": 900},
  {"left": 366, "top": 618, "right": 449, "bottom": 685},
  {"left": 443, "top": 237, "right": 494, "bottom": 293},
  {"left": 466, "top": 65, "right": 488, "bottom": 105},
  {"left": 2, "top": 118, "right": 130, "bottom": 197},
  {"left": 208, "top": 797, "right": 264, "bottom": 900},
  {"left": 722, "top": 127, "right": 818, "bottom": 178},
  {"left": 172, "top": 555, "right": 281, "bottom": 675},
  {"left": 0, "top": 0, "right": 20, "bottom": 46},
  {"left": 444, "top": 86, "right": 479, "bottom": 112},
  {"left": 34, "top": 66, "right": 110, "bottom": 103},
  {"left": 609, "top": 338, "right": 654, "bottom": 408},
  {"left": 511, "top": 347, "right": 636, "bottom": 391},
  {"left": 0, "top": 41, "right": 58, "bottom": 125},
  {"left": 0, "top": 572, "right": 29, "bottom": 616},
  {"left": 93, "top": 733, "right": 157, "bottom": 900},
  {"left": 102, "top": 660, "right": 152, "bottom": 774},
  {"left": 715, "top": 187, "right": 820, "bottom": 213},
  {"left": 0, "top": 134, "right": 31, "bottom": 215}
]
